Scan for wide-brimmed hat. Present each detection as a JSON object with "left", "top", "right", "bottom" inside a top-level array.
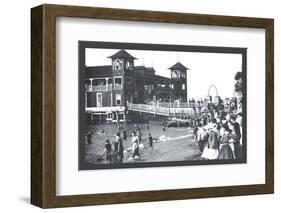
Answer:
[
  {"left": 206, "top": 123, "right": 217, "bottom": 131},
  {"left": 115, "top": 132, "right": 121, "bottom": 137},
  {"left": 210, "top": 123, "right": 218, "bottom": 131}
]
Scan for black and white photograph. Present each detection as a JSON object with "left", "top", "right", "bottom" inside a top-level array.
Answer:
[{"left": 79, "top": 42, "right": 247, "bottom": 170}]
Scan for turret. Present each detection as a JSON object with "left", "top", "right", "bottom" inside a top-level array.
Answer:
[{"left": 169, "top": 62, "right": 189, "bottom": 102}]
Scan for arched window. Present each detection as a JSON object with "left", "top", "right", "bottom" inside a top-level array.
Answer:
[
  {"left": 113, "top": 59, "right": 123, "bottom": 70},
  {"left": 172, "top": 70, "right": 179, "bottom": 78}
]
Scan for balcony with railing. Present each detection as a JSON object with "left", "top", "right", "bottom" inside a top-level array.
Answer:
[
  {"left": 85, "top": 84, "right": 113, "bottom": 92},
  {"left": 85, "top": 84, "right": 125, "bottom": 92}
]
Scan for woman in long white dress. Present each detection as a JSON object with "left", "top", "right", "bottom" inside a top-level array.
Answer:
[
  {"left": 128, "top": 131, "right": 140, "bottom": 159},
  {"left": 201, "top": 123, "right": 220, "bottom": 160}
]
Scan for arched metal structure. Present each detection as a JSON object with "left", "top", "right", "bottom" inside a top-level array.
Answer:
[{"left": 208, "top": 84, "right": 218, "bottom": 97}]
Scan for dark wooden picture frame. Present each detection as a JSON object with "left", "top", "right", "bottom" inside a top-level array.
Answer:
[{"left": 31, "top": 4, "right": 274, "bottom": 208}]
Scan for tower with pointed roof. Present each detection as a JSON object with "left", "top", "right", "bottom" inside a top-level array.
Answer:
[
  {"left": 169, "top": 62, "right": 189, "bottom": 102},
  {"left": 107, "top": 49, "right": 137, "bottom": 107}
]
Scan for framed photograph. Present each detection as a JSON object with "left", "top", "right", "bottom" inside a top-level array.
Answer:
[
  {"left": 79, "top": 41, "right": 247, "bottom": 170},
  {"left": 31, "top": 4, "right": 274, "bottom": 208}
]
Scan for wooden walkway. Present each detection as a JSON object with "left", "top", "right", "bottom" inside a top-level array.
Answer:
[{"left": 127, "top": 103, "right": 194, "bottom": 116}]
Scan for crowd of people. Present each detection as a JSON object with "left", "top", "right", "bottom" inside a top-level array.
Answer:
[
  {"left": 192, "top": 111, "right": 243, "bottom": 160},
  {"left": 100, "top": 124, "right": 154, "bottom": 164}
]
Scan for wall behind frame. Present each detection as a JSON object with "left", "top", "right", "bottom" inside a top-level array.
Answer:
[{"left": 0, "top": 0, "right": 279, "bottom": 212}]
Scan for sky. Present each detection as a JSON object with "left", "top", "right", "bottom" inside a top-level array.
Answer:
[{"left": 85, "top": 48, "right": 242, "bottom": 99}]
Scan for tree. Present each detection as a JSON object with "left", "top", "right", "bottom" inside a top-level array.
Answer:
[
  {"left": 234, "top": 72, "right": 242, "bottom": 93},
  {"left": 234, "top": 71, "right": 243, "bottom": 104}
]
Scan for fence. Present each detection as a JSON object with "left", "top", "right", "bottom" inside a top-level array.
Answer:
[{"left": 127, "top": 102, "right": 195, "bottom": 116}]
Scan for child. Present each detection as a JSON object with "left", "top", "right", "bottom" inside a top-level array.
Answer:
[
  {"left": 148, "top": 133, "right": 153, "bottom": 150},
  {"left": 122, "top": 129, "right": 127, "bottom": 140},
  {"left": 102, "top": 139, "right": 112, "bottom": 163},
  {"left": 86, "top": 133, "right": 92, "bottom": 144}
]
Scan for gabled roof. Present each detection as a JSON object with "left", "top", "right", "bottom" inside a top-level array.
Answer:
[
  {"left": 169, "top": 62, "right": 189, "bottom": 70},
  {"left": 85, "top": 65, "right": 112, "bottom": 78},
  {"left": 107, "top": 49, "right": 137, "bottom": 60},
  {"left": 134, "top": 66, "right": 156, "bottom": 76},
  {"left": 134, "top": 66, "right": 155, "bottom": 71},
  {"left": 134, "top": 73, "right": 170, "bottom": 82}
]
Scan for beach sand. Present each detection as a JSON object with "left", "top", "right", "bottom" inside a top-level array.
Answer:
[{"left": 84, "top": 123, "right": 203, "bottom": 164}]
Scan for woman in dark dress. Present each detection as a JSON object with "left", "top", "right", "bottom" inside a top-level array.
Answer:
[
  {"left": 229, "top": 116, "right": 242, "bottom": 159},
  {"left": 113, "top": 132, "right": 124, "bottom": 163},
  {"left": 148, "top": 133, "right": 153, "bottom": 149},
  {"left": 122, "top": 129, "right": 127, "bottom": 140},
  {"left": 218, "top": 123, "right": 237, "bottom": 160},
  {"left": 86, "top": 133, "right": 92, "bottom": 144}
]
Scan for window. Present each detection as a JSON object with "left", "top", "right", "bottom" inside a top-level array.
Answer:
[
  {"left": 85, "top": 79, "right": 91, "bottom": 87},
  {"left": 182, "top": 83, "right": 185, "bottom": 90},
  {"left": 170, "top": 84, "right": 174, "bottom": 89},
  {"left": 116, "top": 94, "right": 121, "bottom": 105},
  {"left": 113, "top": 59, "right": 123, "bottom": 70},
  {"left": 126, "top": 61, "right": 132, "bottom": 70},
  {"left": 96, "top": 93, "right": 102, "bottom": 107},
  {"left": 171, "top": 71, "right": 177, "bottom": 78},
  {"left": 172, "top": 70, "right": 182, "bottom": 78},
  {"left": 93, "top": 79, "right": 106, "bottom": 86},
  {"left": 85, "top": 93, "right": 88, "bottom": 108},
  {"left": 114, "top": 77, "right": 122, "bottom": 85},
  {"left": 119, "top": 114, "right": 124, "bottom": 120}
]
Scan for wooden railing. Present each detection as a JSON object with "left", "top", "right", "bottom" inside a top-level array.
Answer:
[
  {"left": 127, "top": 102, "right": 194, "bottom": 116},
  {"left": 85, "top": 84, "right": 113, "bottom": 92},
  {"left": 85, "top": 84, "right": 123, "bottom": 92},
  {"left": 145, "top": 102, "right": 202, "bottom": 108}
]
